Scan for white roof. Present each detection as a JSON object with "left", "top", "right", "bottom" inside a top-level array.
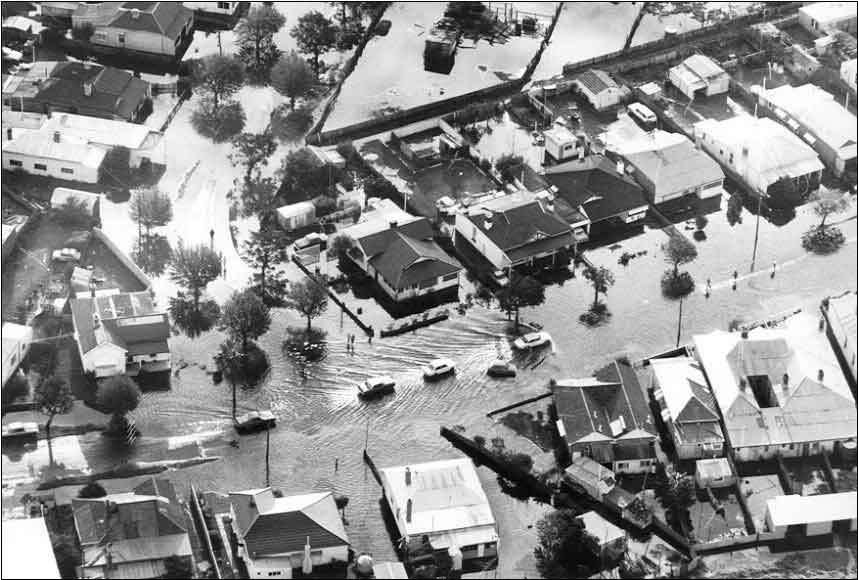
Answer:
[
  {"left": 544, "top": 124, "right": 576, "bottom": 144},
  {"left": 4, "top": 130, "right": 107, "bottom": 168},
  {"left": 276, "top": 201, "right": 316, "bottom": 220},
  {"left": 338, "top": 198, "right": 417, "bottom": 240},
  {"left": 47, "top": 113, "right": 158, "bottom": 150},
  {"left": 694, "top": 116, "right": 824, "bottom": 186},
  {"left": 799, "top": 2, "right": 857, "bottom": 25},
  {"left": 2, "top": 15, "right": 45, "bottom": 33},
  {"left": 650, "top": 356, "right": 712, "bottom": 421},
  {"left": 380, "top": 458, "right": 497, "bottom": 542},
  {"left": 1, "top": 321, "right": 32, "bottom": 341},
  {"left": 603, "top": 126, "right": 688, "bottom": 157},
  {"left": 763, "top": 84, "right": 858, "bottom": 159},
  {"left": 1, "top": 110, "right": 46, "bottom": 130},
  {"left": 674, "top": 54, "right": 727, "bottom": 82},
  {"left": 1, "top": 517, "right": 61, "bottom": 579},
  {"left": 767, "top": 492, "right": 858, "bottom": 527},
  {"left": 578, "top": 511, "right": 625, "bottom": 545},
  {"left": 695, "top": 457, "right": 733, "bottom": 480}
]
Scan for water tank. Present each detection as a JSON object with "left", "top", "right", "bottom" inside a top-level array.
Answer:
[{"left": 355, "top": 553, "right": 373, "bottom": 577}]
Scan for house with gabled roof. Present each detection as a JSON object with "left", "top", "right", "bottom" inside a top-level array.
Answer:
[
  {"left": 693, "top": 311, "right": 857, "bottom": 462},
  {"left": 552, "top": 359, "right": 659, "bottom": 474},
  {"left": 72, "top": 1, "right": 194, "bottom": 60},
  {"left": 72, "top": 477, "right": 191, "bottom": 579},
  {"left": 347, "top": 217, "right": 462, "bottom": 303},
  {"left": 669, "top": 54, "right": 729, "bottom": 100},
  {"left": 650, "top": 356, "right": 725, "bottom": 460},
  {"left": 229, "top": 487, "right": 349, "bottom": 578},
  {"left": 454, "top": 191, "right": 582, "bottom": 273},
  {"left": 574, "top": 69, "right": 623, "bottom": 111},
  {"left": 70, "top": 290, "right": 170, "bottom": 378}
]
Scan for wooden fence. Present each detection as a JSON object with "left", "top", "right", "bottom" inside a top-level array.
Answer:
[{"left": 190, "top": 485, "right": 223, "bottom": 579}]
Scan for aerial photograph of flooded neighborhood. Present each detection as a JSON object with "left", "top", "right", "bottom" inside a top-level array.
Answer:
[{"left": 0, "top": 1, "right": 856, "bottom": 578}]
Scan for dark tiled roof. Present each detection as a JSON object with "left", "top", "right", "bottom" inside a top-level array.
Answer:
[
  {"left": 576, "top": 69, "right": 618, "bottom": 95},
  {"left": 369, "top": 233, "right": 461, "bottom": 291},
  {"left": 544, "top": 155, "right": 648, "bottom": 223},
  {"left": 32, "top": 62, "right": 149, "bottom": 120},
  {"left": 133, "top": 477, "right": 178, "bottom": 504},
  {"left": 73, "top": 496, "right": 186, "bottom": 546},
  {"left": 466, "top": 199, "right": 573, "bottom": 255},
  {"left": 244, "top": 510, "right": 345, "bottom": 557},
  {"left": 358, "top": 218, "right": 434, "bottom": 259},
  {"left": 112, "top": 2, "right": 192, "bottom": 39}
]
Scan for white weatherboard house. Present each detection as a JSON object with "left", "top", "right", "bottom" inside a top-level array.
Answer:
[
  {"left": 669, "top": 54, "right": 729, "bottom": 100},
  {"left": 276, "top": 201, "right": 316, "bottom": 231},
  {"left": 1, "top": 322, "right": 32, "bottom": 388},
  {"left": 694, "top": 116, "right": 824, "bottom": 198},
  {"left": 757, "top": 84, "right": 857, "bottom": 177},
  {"left": 2, "top": 129, "right": 107, "bottom": 184},
  {"left": 822, "top": 292, "right": 857, "bottom": 384},
  {"left": 765, "top": 492, "right": 858, "bottom": 538},
  {"left": 574, "top": 69, "right": 623, "bottom": 111},
  {"left": 379, "top": 458, "right": 498, "bottom": 570},
  {"left": 229, "top": 488, "right": 349, "bottom": 578},
  {"left": 693, "top": 311, "right": 857, "bottom": 462},
  {"left": 841, "top": 59, "right": 857, "bottom": 92},
  {"left": 798, "top": 2, "right": 857, "bottom": 36}
]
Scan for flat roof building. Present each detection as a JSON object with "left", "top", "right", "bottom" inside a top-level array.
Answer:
[
  {"left": 0, "top": 517, "right": 61, "bottom": 579},
  {"left": 798, "top": 2, "right": 857, "bottom": 36},
  {"left": 766, "top": 491, "right": 858, "bottom": 539}
]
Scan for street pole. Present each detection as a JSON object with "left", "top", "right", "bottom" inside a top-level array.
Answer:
[
  {"left": 750, "top": 193, "right": 762, "bottom": 272},
  {"left": 265, "top": 425, "right": 271, "bottom": 487},
  {"left": 675, "top": 295, "right": 683, "bottom": 348}
]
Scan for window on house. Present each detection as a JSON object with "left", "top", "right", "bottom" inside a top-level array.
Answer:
[
  {"left": 9, "top": 159, "right": 22, "bottom": 167},
  {"left": 218, "top": 1, "right": 231, "bottom": 9},
  {"left": 617, "top": 462, "right": 628, "bottom": 469},
  {"left": 61, "top": 167, "right": 74, "bottom": 174},
  {"left": 443, "top": 272, "right": 458, "bottom": 281},
  {"left": 34, "top": 163, "right": 47, "bottom": 170},
  {"left": 118, "top": 32, "right": 125, "bottom": 43},
  {"left": 789, "top": 443, "right": 795, "bottom": 450}
]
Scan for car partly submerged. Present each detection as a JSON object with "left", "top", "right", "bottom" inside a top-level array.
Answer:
[
  {"left": 513, "top": 331, "right": 551, "bottom": 350},
  {"left": 234, "top": 410, "right": 276, "bottom": 434},
  {"left": 487, "top": 358, "right": 517, "bottom": 377},
  {"left": 422, "top": 358, "right": 455, "bottom": 380},
  {"left": 357, "top": 376, "right": 396, "bottom": 400}
]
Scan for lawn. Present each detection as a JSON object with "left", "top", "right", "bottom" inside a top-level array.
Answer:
[{"left": 412, "top": 159, "right": 497, "bottom": 204}]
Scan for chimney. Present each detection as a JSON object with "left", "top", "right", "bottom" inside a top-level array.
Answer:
[
  {"left": 53, "top": 131, "right": 61, "bottom": 143},
  {"left": 740, "top": 330, "right": 749, "bottom": 339},
  {"left": 6, "top": 128, "right": 12, "bottom": 140},
  {"left": 616, "top": 159, "right": 625, "bottom": 174},
  {"left": 405, "top": 467, "right": 411, "bottom": 486},
  {"left": 92, "top": 313, "right": 100, "bottom": 328},
  {"left": 406, "top": 498, "right": 412, "bottom": 523},
  {"left": 782, "top": 373, "right": 789, "bottom": 390},
  {"left": 389, "top": 220, "right": 398, "bottom": 230},
  {"left": 818, "top": 317, "right": 826, "bottom": 332},
  {"left": 483, "top": 211, "right": 493, "bottom": 231},
  {"left": 817, "top": 369, "right": 824, "bottom": 382},
  {"left": 738, "top": 378, "right": 747, "bottom": 391},
  {"left": 83, "top": 82, "right": 92, "bottom": 97}
]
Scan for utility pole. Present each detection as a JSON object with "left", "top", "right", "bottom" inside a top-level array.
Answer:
[
  {"left": 265, "top": 425, "right": 271, "bottom": 487},
  {"left": 750, "top": 193, "right": 762, "bottom": 272},
  {"left": 675, "top": 294, "right": 684, "bottom": 348}
]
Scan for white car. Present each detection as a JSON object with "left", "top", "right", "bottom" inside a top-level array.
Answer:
[
  {"left": 293, "top": 232, "right": 328, "bottom": 251},
  {"left": 51, "top": 248, "right": 81, "bottom": 262},
  {"left": 513, "top": 331, "right": 551, "bottom": 350},
  {"left": 422, "top": 358, "right": 456, "bottom": 379}
]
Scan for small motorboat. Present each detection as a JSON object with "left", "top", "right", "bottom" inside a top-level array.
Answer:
[
  {"left": 358, "top": 376, "right": 396, "bottom": 400},
  {"left": 423, "top": 358, "right": 456, "bottom": 380},
  {"left": 513, "top": 331, "right": 552, "bottom": 350},
  {"left": 487, "top": 359, "right": 517, "bottom": 377},
  {"left": 1, "top": 421, "right": 38, "bottom": 442},
  {"left": 234, "top": 410, "right": 276, "bottom": 434}
]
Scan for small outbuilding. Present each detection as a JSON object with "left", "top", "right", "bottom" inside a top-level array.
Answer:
[
  {"left": 574, "top": 69, "right": 623, "bottom": 111},
  {"left": 578, "top": 511, "right": 627, "bottom": 562},
  {"left": 765, "top": 491, "right": 857, "bottom": 539},
  {"left": 276, "top": 201, "right": 316, "bottom": 231},
  {"left": 694, "top": 457, "right": 735, "bottom": 489},
  {"left": 669, "top": 54, "right": 729, "bottom": 100},
  {"left": 50, "top": 187, "right": 101, "bottom": 219}
]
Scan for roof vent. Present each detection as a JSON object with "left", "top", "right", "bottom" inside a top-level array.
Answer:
[
  {"left": 83, "top": 82, "right": 92, "bottom": 97},
  {"left": 406, "top": 498, "right": 413, "bottom": 523},
  {"left": 483, "top": 211, "right": 493, "bottom": 231},
  {"left": 405, "top": 467, "right": 411, "bottom": 486},
  {"left": 53, "top": 131, "right": 61, "bottom": 143},
  {"left": 131, "top": 8, "right": 140, "bottom": 19},
  {"left": 817, "top": 369, "right": 824, "bottom": 382}
]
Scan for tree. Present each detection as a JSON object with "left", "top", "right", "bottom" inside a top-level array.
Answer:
[
  {"left": 97, "top": 375, "right": 141, "bottom": 436},
  {"left": 495, "top": 153, "right": 525, "bottom": 183},
  {"left": 243, "top": 229, "right": 289, "bottom": 306},
  {"left": 219, "top": 289, "right": 271, "bottom": 356},
  {"left": 191, "top": 99, "right": 246, "bottom": 143},
  {"left": 50, "top": 198, "right": 93, "bottom": 229},
  {"left": 497, "top": 273, "right": 545, "bottom": 331},
  {"left": 77, "top": 481, "right": 107, "bottom": 498},
  {"left": 129, "top": 188, "right": 173, "bottom": 256},
  {"left": 193, "top": 54, "right": 245, "bottom": 111},
  {"left": 802, "top": 190, "right": 850, "bottom": 254},
  {"left": 291, "top": 11, "right": 338, "bottom": 75},
  {"left": 329, "top": 234, "right": 356, "bottom": 262},
  {"left": 812, "top": 191, "right": 849, "bottom": 229},
  {"left": 235, "top": 4, "right": 286, "bottom": 83},
  {"left": 270, "top": 50, "right": 316, "bottom": 110},
  {"left": 726, "top": 192, "right": 744, "bottom": 226},
  {"left": 662, "top": 235, "right": 698, "bottom": 279},
  {"left": 276, "top": 148, "right": 335, "bottom": 203},
  {"left": 169, "top": 242, "right": 222, "bottom": 313},
  {"left": 34, "top": 376, "right": 74, "bottom": 465},
  {"left": 229, "top": 131, "right": 278, "bottom": 189},
  {"left": 284, "top": 276, "right": 329, "bottom": 331},
  {"left": 534, "top": 509, "right": 597, "bottom": 579},
  {"left": 582, "top": 265, "right": 614, "bottom": 307},
  {"left": 657, "top": 467, "right": 696, "bottom": 534},
  {"left": 72, "top": 22, "right": 95, "bottom": 43},
  {"left": 239, "top": 176, "right": 280, "bottom": 221}
]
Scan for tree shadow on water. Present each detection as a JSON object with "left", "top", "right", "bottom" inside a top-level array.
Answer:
[
  {"left": 134, "top": 234, "right": 172, "bottom": 277},
  {"left": 169, "top": 293, "right": 221, "bottom": 338},
  {"left": 283, "top": 327, "right": 329, "bottom": 364}
]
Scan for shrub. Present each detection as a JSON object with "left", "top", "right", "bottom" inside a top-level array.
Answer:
[
  {"left": 77, "top": 481, "right": 107, "bottom": 498},
  {"left": 661, "top": 270, "right": 695, "bottom": 299},
  {"left": 802, "top": 224, "right": 846, "bottom": 254}
]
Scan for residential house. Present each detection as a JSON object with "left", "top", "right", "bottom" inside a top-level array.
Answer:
[
  {"left": 348, "top": 217, "right": 462, "bottom": 303},
  {"left": 0, "top": 517, "right": 61, "bottom": 579},
  {"left": 3, "top": 111, "right": 165, "bottom": 168},
  {"left": 553, "top": 359, "right": 659, "bottom": 474},
  {"left": 73, "top": 478, "right": 192, "bottom": 579},
  {"left": 454, "top": 191, "right": 581, "bottom": 272},
  {"left": 2, "top": 128, "right": 108, "bottom": 183},
  {"left": 694, "top": 116, "right": 824, "bottom": 198},
  {"left": 841, "top": 58, "right": 857, "bottom": 93},
  {"left": 2, "top": 61, "right": 151, "bottom": 122},
  {"left": 574, "top": 69, "right": 623, "bottom": 111},
  {"left": 1, "top": 322, "right": 32, "bottom": 388},
  {"left": 757, "top": 84, "right": 857, "bottom": 177},
  {"left": 543, "top": 124, "right": 588, "bottom": 165},
  {"left": 379, "top": 458, "right": 498, "bottom": 572},
  {"left": 563, "top": 455, "right": 617, "bottom": 501},
  {"left": 822, "top": 291, "right": 857, "bottom": 386},
  {"left": 40, "top": 2, "right": 81, "bottom": 24},
  {"left": 229, "top": 487, "right": 350, "bottom": 578},
  {"left": 2, "top": 15, "right": 45, "bottom": 42},
  {"left": 70, "top": 290, "right": 171, "bottom": 378},
  {"left": 578, "top": 511, "right": 627, "bottom": 562},
  {"left": 669, "top": 54, "right": 729, "bottom": 100},
  {"left": 544, "top": 154, "right": 649, "bottom": 232},
  {"left": 693, "top": 311, "right": 858, "bottom": 462},
  {"left": 765, "top": 492, "right": 857, "bottom": 539},
  {"left": 650, "top": 356, "right": 725, "bottom": 460},
  {"left": 621, "top": 133, "right": 725, "bottom": 205},
  {"left": 183, "top": 1, "right": 247, "bottom": 28},
  {"left": 798, "top": 2, "right": 857, "bottom": 36},
  {"left": 73, "top": 1, "right": 195, "bottom": 60},
  {"left": 51, "top": 187, "right": 101, "bottom": 220}
]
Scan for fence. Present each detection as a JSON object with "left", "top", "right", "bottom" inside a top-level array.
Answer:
[
  {"left": 158, "top": 86, "right": 191, "bottom": 133},
  {"left": 692, "top": 530, "right": 780, "bottom": 555},
  {"left": 190, "top": 485, "right": 223, "bottom": 580}
]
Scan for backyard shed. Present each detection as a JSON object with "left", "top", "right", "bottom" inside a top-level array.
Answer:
[
  {"left": 276, "top": 201, "right": 316, "bottom": 231},
  {"left": 578, "top": 511, "right": 627, "bottom": 561},
  {"left": 694, "top": 458, "right": 735, "bottom": 489}
]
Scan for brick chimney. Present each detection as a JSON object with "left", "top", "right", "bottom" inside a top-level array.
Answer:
[
  {"left": 817, "top": 369, "right": 824, "bottom": 382},
  {"left": 53, "top": 131, "right": 61, "bottom": 143},
  {"left": 405, "top": 467, "right": 411, "bottom": 486},
  {"left": 483, "top": 210, "right": 493, "bottom": 231}
]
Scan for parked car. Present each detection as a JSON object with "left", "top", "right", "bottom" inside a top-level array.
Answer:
[
  {"left": 487, "top": 358, "right": 517, "bottom": 377},
  {"left": 234, "top": 410, "right": 276, "bottom": 434},
  {"left": 422, "top": 358, "right": 455, "bottom": 380},
  {"left": 293, "top": 232, "right": 328, "bottom": 251},
  {"left": 513, "top": 331, "right": 551, "bottom": 350},
  {"left": 628, "top": 102, "right": 657, "bottom": 128},
  {"left": 357, "top": 376, "right": 396, "bottom": 400},
  {"left": 51, "top": 248, "right": 81, "bottom": 262}
]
